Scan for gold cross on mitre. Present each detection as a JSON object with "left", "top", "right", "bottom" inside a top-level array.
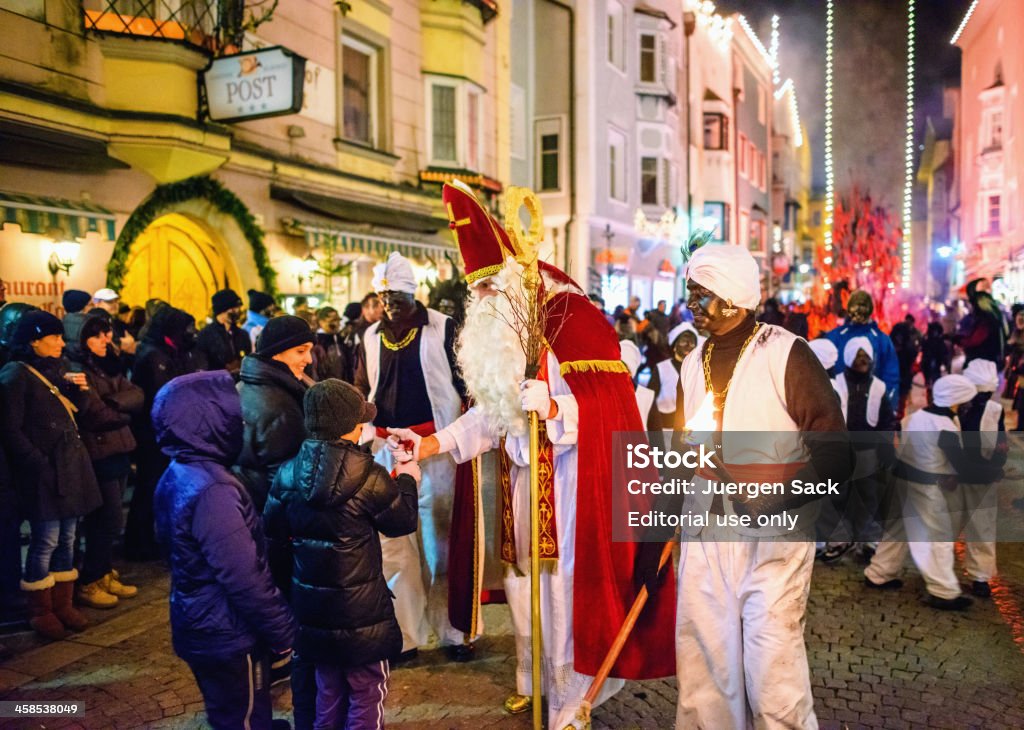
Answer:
[{"left": 445, "top": 201, "right": 471, "bottom": 245}]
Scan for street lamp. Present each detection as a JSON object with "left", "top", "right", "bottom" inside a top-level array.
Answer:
[
  {"left": 296, "top": 253, "right": 320, "bottom": 292},
  {"left": 46, "top": 229, "right": 81, "bottom": 278}
]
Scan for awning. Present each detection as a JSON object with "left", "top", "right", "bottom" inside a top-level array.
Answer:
[
  {"left": 271, "top": 185, "right": 448, "bottom": 235},
  {"left": 0, "top": 191, "right": 117, "bottom": 240},
  {"left": 298, "top": 221, "right": 455, "bottom": 260}
]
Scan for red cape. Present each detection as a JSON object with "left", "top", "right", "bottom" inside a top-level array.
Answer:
[{"left": 543, "top": 291, "right": 677, "bottom": 680}]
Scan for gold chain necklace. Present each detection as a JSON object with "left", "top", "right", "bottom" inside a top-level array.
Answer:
[
  {"left": 702, "top": 322, "right": 761, "bottom": 411},
  {"left": 381, "top": 327, "right": 419, "bottom": 351}
]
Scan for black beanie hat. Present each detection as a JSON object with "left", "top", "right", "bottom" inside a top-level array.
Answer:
[
  {"left": 304, "top": 379, "right": 377, "bottom": 440},
  {"left": 12, "top": 310, "right": 64, "bottom": 347},
  {"left": 212, "top": 288, "right": 244, "bottom": 316},
  {"left": 343, "top": 302, "right": 363, "bottom": 322},
  {"left": 62, "top": 290, "right": 92, "bottom": 314},
  {"left": 79, "top": 311, "right": 113, "bottom": 345},
  {"left": 256, "top": 315, "right": 314, "bottom": 357},
  {"left": 248, "top": 289, "right": 276, "bottom": 313}
]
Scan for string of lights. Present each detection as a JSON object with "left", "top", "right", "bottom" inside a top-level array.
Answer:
[
  {"left": 902, "top": 0, "right": 916, "bottom": 288},
  {"left": 770, "top": 14, "right": 781, "bottom": 88},
  {"left": 822, "top": 0, "right": 835, "bottom": 290},
  {"left": 949, "top": 0, "right": 979, "bottom": 45}
]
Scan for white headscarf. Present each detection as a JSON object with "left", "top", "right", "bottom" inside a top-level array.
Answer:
[
  {"left": 808, "top": 338, "right": 839, "bottom": 370},
  {"left": 372, "top": 252, "right": 417, "bottom": 294},
  {"left": 932, "top": 374, "right": 977, "bottom": 408},
  {"left": 843, "top": 336, "right": 874, "bottom": 368},
  {"left": 684, "top": 244, "right": 761, "bottom": 310},
  {"left": 619, "top": 339, "right": 643, "bottom": 378},
  {"left": 963, "top": 358, "right": 998, "bottom": 392}
]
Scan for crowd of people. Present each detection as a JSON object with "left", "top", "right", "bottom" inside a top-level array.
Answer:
[{"left": 0, "top": 182, "right": 1021, "bottom": 729}]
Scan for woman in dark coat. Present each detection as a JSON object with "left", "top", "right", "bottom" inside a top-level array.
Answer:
[
  {"left": 73, "top": 314, "right": 145, "bottom": 607},
  {"left": 236, "top": 315, "right": 314, "bottom": 511},
  {"left": 125, "top": 306, "right": 200, "bottom": 561},
  {"left": 0, "top": 311, "right": 100, "bottom": 640}
]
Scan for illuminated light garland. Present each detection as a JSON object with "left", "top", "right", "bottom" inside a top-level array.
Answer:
[
  {"left": 770, "top": 15, "right": 781, "bottom": 88},
  {"left": 823, "top": 0, "right": 835, "bottom": 286},
  {"left": 775, "top": 79, "right": 804, "bottom": 148},
  {"left": 902, "top": 0, "right": 915, "bottom": 288},
  {"left": 685, "top": 0, "right": 733, "bottom": 51},
  {"left": 950, "top": 0, "right": 979, "bottom": 45},
  {"left": 737, "top": 14, "right": 775, "bottom": 70}
]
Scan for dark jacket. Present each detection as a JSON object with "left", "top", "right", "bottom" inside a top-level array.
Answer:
[
  {"left": 264, "top": 439, "right": 417, "bottom": 666},
  {"left": 76, "top": 349, "right": 144, "bottom": 467},
  {"left": 236, "top": 355, "right": 308, "bottom": 511},
  {"left": 311, "top": 331, "right": 349, "bottom": 382},
  {"left": 195, "top": 320, "right": 251, "bottom": 375},
  {"left": 0, "top": 356, "right": 101, "bottom": 521},
  {"left": 153, "top": 371, "right": 296, "bottom": 664}
]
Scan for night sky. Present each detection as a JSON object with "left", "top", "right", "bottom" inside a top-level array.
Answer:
[{"left": 721, "top": 0, "right": 970, "bottom": 195}]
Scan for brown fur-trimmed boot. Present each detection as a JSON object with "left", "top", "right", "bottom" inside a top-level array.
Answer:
[
  {"left": 51, "top": 570, "right": 89, "bottom": 632},
  {"left": 21, "top": 575, "right": 68, "bottom": 640}
]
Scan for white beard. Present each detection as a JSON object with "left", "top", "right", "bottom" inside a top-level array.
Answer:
[{"left": 457, "top": 264, "right": 529, "bottom": 437}]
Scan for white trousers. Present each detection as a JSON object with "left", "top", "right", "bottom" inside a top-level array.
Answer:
[
  {"left": 377, "top": 446, "right": 462, "bottom": 650},
  {"left": 505, "top": 568, "right": 624, "bottom": 729},
  {"left": 866, "top": 479, "right": 997, "bottom": 593},
  {"left": 675, "top": 529, "right": 817, "bottom": 730}
]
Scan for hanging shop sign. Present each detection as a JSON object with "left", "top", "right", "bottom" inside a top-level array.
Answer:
[{"left": 202, "top": 47, "right": 306, "bottom": 123}]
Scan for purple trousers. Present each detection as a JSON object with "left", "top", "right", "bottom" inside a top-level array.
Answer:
[{"left": 314, "top": 660, "right": 389, "bottom": 730}]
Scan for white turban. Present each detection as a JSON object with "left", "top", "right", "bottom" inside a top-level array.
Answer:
[
  {"left": 843, "top": 336, "right": 874, "bottom": 368},
  {"left": 668, "top": 322, "right": 697, "bottom": 346},
  {"left": 808, "top": 338, "right": 839, "bottom": 370},
  {"left": 372, "top": 252, "right": 417, "bottom": 294},
  {"left": 932, "top": 374, "right": 978, "bottom": 408},
  {"left": 619, "top": 339, "right": 642, "bottom": 378},
  {"left": 684, "top": 244, "right": 761, "bottom": 310},
  {"left": 963, "top": 358, "right": 998, "bottom": 392}
]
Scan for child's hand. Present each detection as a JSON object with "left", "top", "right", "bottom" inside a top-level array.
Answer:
[{"left": 393, "top": 459, "right": 422, "bottom": 484}]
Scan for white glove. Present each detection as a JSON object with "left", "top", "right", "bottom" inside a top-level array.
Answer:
[
  {"left": 519, "top": 379, "right": 551, "bottom": 416},
  {"left": 385, "top": 427, "right": 421, "bottom": 462},
  {"left": 393, "top": 459, "right": 422, "bottom": 484}
]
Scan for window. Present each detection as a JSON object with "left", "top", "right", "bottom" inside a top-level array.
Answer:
[
  {"left": 641, "top": 157, "right": 659, "bottom": 205},
  {"left": 757, "top": 85, "right": 766, "bottom": 125},
  {"left": 342, "top": 38, "right": 377, "bottom": 146},
  {"left": 749, "top": 218, "right": 766, "bottom": 253},
  {"left": 990, "top": 111, "right": 1003, "bottom": 148},
  {"left": 467, "top": 90, "right": 481, "bottom": 170},
  {"left": 812, "top": 210, "right": 822, "bottom": 227},
  {"left": 704, "top": 113, "right": 728, "bottom": 150},
  {"left": 761, "top": 153, "right": 768, "bottom": 191},
  {"left": 607, "top": 1, "right": 624, "bottom": 70},
  {"left": 431, "top": 84, "right": 457, "bottom": 162},
  {"left": 988, "top": 195, "right": 1001, "bottom": 234},
  {"left": 639, "top": 34, "right": 657, "bottom": 83},
  {"left": 738, "top": 134, "right": 748, "bottom": 178},
  {"left": 426, "top": 77, "right": 485, "bottom": 168},
  {"left": 739, "top": 210, "right": 749, "bottom": 248},
  {"left": 703, "top": 202, "right": 729, "bottom": 242},
  {"left": 609, "top": 129, "right": 626, "bottom": 201},
  {"left": 536, "top": 118, "right": 562, "bottom": 192}
]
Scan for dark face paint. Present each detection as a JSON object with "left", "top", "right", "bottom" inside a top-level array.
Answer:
[
  {"left": 381, "top": 290, "right": 417, "bottom": 325},
  {"left": 673, "top": 332, "right": 698, "bottom": 362},
  {"left": 851, "top": 349, "right": 873, "bottom": 374},
  {"left": 686, "top": 280, "right": 742, "bottom": 336}
]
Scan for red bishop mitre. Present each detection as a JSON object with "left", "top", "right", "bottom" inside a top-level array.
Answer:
[
  {"left": 442, "top": 180, "right": 584, "bottom": 291},
  {"left": 442, "top": 180, "right": 517, "bottom": 285}
]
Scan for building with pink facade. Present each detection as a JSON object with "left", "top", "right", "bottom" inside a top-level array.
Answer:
[{"left": 953, "top": 0, "right": 1024, "bottom": 301}]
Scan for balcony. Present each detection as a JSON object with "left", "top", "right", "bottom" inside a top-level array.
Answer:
[{"left": 82, "top": 0, "right": 222, "bottom": 52}]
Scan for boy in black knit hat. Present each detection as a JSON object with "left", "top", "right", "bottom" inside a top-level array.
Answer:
[
  {"left": 264, "top": 379, "right": 420, "bottom": 730},
  {"left": 195, "top": 288, "right": 251, "bottom": 375}
]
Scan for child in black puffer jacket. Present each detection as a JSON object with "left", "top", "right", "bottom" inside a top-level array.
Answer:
[{"left": 264, "top": 379, "right": 420, "bottom": 730}]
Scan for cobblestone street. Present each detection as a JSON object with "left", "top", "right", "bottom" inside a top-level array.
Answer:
[{"left": 2, "top": 539, "right": 1023, "bottom": 729}]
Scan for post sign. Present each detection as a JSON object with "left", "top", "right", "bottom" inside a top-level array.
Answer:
[{"left": 202, "top": 47, "right": 306, "bottom": 123}]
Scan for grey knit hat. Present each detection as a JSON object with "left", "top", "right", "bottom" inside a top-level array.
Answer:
[{"left": 304, "top": 379, "right": 377, "bottom": 440}]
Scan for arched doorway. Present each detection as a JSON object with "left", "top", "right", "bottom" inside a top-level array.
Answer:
[{"left": 121, "top": 213, "right": 241, "bottom": 324}]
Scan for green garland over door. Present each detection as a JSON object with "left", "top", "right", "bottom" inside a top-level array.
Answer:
[{"left": 106, "top": 175, "right": 278, "bottom": 295}]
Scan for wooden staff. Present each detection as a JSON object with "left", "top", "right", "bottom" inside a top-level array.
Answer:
[{"left": 569, "top": 538, "right": 675, "bottom": 730}]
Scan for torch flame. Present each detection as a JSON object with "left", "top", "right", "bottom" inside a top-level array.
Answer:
[{"left": 684, "top": 392, "right": 718, "bottom": 442}]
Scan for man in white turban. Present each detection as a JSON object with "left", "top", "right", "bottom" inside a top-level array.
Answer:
[
  {"left": 648, "top": 322, "right": 705, "bottom": 430},
  {"left": 808, "top": 337, "right": 839, "bottom": 375},
  {"left": 354, "top": 252, "right": 471, "bottom": 659},
  {"left": 954, "top": 359, "right": 1007, "bottom": 597},
  {"left": 619, "top": 339, "right": 655, "bottom": 427},
  {"left": 633, "top": 243, "right": 853, "bottom": 729},
  {"left": 865, "top": 374, "right": 1002, "bottom": 610}
]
